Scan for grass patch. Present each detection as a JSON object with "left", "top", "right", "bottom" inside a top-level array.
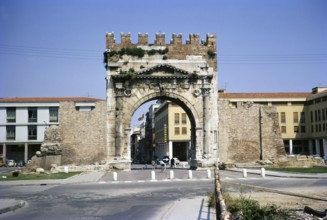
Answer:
[
  {"left": 0, "top": 172, "right": 82, "bottom": 181},
  {"left": 266, "top": 166, "right": 327, "bottom": 173}
]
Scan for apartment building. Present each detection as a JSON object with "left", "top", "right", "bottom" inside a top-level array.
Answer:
[
  {"left": 0, "top": 97, "right": 101, "bottom": 165},
  {"left": 219, "top": 87, "right": 327, "bottom": 157},
  {"left": 154, "top": 101, "right": 191, "bottom": 161}
]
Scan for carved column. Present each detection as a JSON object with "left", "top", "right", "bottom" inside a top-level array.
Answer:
[
  {"left": 202, "top": 87, "right": 211, "bottom": 158},
  {"left": 124, "top": 128, "right": 131, "bottom": 159},
  {"left": 115, "top": 96, "right": 123, "bottom": 158}
]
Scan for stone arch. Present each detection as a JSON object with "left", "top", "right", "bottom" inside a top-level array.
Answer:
[
  {"left": 125, "top": 92, "right": 203, "bottom": 164},
  {"left": 129, "top": 92, "right": 201, "bottom": 128},
  {"left": 104, "top": 32, "right": 218, "bottom": 169}
]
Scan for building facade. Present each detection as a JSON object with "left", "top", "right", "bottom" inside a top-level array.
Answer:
[
  {"left": 154, "top": 101, "right": 191, "bottom": 161},
  {"left": 0, "top": 97, "right": 104, "bottom": 165},
  {"left": 219, "top": 87, "right": 327, "bottom": 158}
]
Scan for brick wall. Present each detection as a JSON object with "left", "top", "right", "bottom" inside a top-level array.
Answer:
[{"left": 59, "top": 101, "right": 107, "bottom": 165}]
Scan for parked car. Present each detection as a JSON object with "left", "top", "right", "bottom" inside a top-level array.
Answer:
[
  {"left": 0, "top": 160, "right": 5, "bottom": 167},
  {"left": 6, "top": 160, "right": 15, "bottom": 167}
]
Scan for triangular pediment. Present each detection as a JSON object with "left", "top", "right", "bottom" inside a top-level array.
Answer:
[{"left": 136, "top": 64, "right": 192, "bottom": 76}]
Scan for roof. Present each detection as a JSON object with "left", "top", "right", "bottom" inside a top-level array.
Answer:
[
  {"left": 219, "top": 92, "right": 312, "bottom": 100},
  {"left": 0, "top": 97, "right": 104, "bottom": 103}
]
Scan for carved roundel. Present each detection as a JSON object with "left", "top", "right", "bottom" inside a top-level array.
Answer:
[
  {"left": 124, "top": 89, "right": 132, "bottom": 97},
  {"left": 193, "top": 88, "right": 201, "bottom": 97}
]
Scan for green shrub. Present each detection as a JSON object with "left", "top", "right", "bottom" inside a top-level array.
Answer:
[
  {"left": 208, "top": 192, "right": 290, "bottom": 220},
  {"left": 226, "top": 194, "right": 290, "bottom": 220}
]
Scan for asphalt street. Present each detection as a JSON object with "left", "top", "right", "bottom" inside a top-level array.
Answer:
[
  {"left": 0, "top": 179, "right": 214, "bottom": 220},
  {"left": 0, "top": 167, "right": 327, "bottom": 219}
]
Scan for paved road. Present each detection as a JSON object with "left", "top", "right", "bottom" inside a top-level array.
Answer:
[
  {"left": 0, "top": 180, "right": 214, "bottom": 220},
  {"left": 1, "top": 167, "right": 327, "bottom": 219}
]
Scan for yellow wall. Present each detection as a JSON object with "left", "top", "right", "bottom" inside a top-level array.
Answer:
[
  {"left": 168, "top": 103, "right": 191, "bottom": 141},
  {"left": 275, "top": 103, "right": 308, "bottom": 139}
]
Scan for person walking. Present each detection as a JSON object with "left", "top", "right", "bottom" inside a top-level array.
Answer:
[
  {"left": 170, "top": 158, "right": 175, "bottom": 168},
  {"left": 159, "top": 160, "right": 166, "bottom": 172},
  {"left": 151, "top": 160, "right": 156, "bottom": 170}
]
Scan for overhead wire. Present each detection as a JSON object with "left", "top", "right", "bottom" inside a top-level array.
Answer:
[{"left": 0, "top": 44, "right": 326, "bottom": 64}]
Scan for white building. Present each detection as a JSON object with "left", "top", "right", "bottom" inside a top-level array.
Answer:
[{"left": 0, "top": 97, "right": 99, "bottom": 165}]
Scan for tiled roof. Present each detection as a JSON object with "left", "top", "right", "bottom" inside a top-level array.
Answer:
[
  {"left": 0, "top": 97, "right": 104, "bottom": 103},
  {"left": 219, "top": 92, "right": 312, "bottom": 99}
]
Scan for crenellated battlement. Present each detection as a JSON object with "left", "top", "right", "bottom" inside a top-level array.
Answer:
[
  {"left": 106, "top": 32, "right": 216, "bottom": 49},
  {"left": 105, "top": 32, "right": 217, "bottom": 71}
]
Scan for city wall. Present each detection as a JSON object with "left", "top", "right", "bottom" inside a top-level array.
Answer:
[
  {"left": 59, "top": 101, "right": 107, "bottom": 165},
  {"left": 218, "top": 101, "right": 286, "bottom": 163}
]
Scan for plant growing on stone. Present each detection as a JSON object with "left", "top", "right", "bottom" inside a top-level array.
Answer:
[{"left": 207, "top": 50, "right": 216, "bottom": 59}]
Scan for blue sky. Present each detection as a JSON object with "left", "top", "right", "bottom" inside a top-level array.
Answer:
[{"left": 1, "top": 0, "right": 327, "bottom": 126}]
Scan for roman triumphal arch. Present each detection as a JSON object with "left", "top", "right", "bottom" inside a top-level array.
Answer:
[{"left": 104, "top": 32, "right": 219, "bottom": 169}]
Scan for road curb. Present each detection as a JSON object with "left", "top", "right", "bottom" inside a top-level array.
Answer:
[
  {"left": 0, "top": 200, "right": 26, "bottom": 215},
  {"left": 98, "top": 178, "right": 213, "bottom": 184},
  {"left": 226, "top": 168, "right": 327, "bottom": 179}
]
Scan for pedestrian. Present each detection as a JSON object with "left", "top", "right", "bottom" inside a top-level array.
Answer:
[
  {"left": 170, "top": 158, "right": 175, "bottom": 168},
  {"left": 151, "top": 160, "right": 156, "bottom": 170},
  {"left": 159, "top": 160, "right": 166, "bottom": 172},
  {"left": 323, "top": 155, "right": 327, "bottom": 165}
]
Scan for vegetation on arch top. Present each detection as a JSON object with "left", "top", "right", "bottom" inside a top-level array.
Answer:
[{"left": 104, "top": 32, "right": 217, "bottom": 68}]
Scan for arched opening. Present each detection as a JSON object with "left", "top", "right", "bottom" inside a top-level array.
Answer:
[{"left": 128, "top": 94, "right": 199, "bottom": 167}]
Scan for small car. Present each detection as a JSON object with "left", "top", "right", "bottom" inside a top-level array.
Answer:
[
  {"left": 0, "top": 160, "right": 5, "bottom": 167},
  {"left": 6, "top": 160, "right": 15, "bottom": 167},
  {"left": 173, "top": 157, "right": 180, "bottom": 165}
]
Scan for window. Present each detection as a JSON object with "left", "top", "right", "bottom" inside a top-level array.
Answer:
[
  {"left": 49, "top": 107, "right": 59, "bottom": 122},
  {"left": 182, "top": 127, "right": 187, "bottom": 135},
  {"left": 315, "top": 110, "right": 318, "bottom": 122},
  {"left": 311, "top": 125, "right": 314, "bottom": 133},
  {"left": 6, "top": 126, "right": 15, "bottom": 140},
  {"left": 300, "top": 112, "right": 305, "bottom": 123},
  {"left": 322, "top": 109, "right": 326, "bottom": 121},
  {"left": 294, "top": 126, "right": 299, "bottom": 133},
  {"left": 174, "top": 113, "right": 179, "bottom": 124},
  {"left": 293, "top": 112, "right": 298, "bottom": 123},
  {"left": 310, "top": 111, "right": 313, "bottom": 122},
  {"left": 301, "top": 126, "right": 306, "bottom": 133},
  {"left": 28, "top": 125, "right": 37, "bottom": 140},
  {"left": 181, "top": 113, "right": 187, "bottom": 125},
  {"left": 6, "top": 107, "right": 16, "bottom": 123},
  {"left": 280, "top": 112, "right": 286, "bottom": 123},
  {"left": 323, "top": 123, "right": 326, "bottom": 132},
  {"left": 318, "top": 110, "right": 321, "bottom": 121},
  {"left": 28, "top": 107, "right": 37, "bottom": 123},
  {"left": 174, "top": 127, "right": 180, "bottom": 135},
  {"left": 281, "top": 126, "right": 286, "bottom": 133}
]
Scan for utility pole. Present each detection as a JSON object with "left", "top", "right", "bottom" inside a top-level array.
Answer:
[{"left": 259, "top": 106, "right": 263, "bottom": 160}]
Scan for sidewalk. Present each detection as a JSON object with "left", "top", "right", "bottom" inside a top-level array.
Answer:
[
  {"left": 0, "top": 171, "right": 105, "bottom": 186},
  {"left": 154, "top": 196, "right": 216, "bottom": 220},
  {"left": 227, "top": 168, "right": 327, "bottom": 179}
]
